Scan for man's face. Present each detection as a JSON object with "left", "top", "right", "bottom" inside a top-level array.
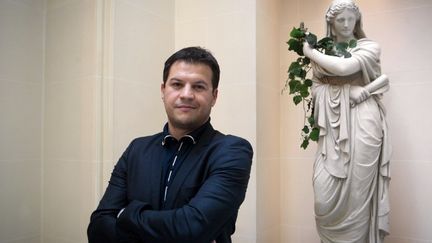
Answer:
[{"left": 161, "top": 61, "right": 218, "bottom": 136}]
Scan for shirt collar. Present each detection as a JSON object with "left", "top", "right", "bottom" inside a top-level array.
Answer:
[{"left": 161, "top": 118, "right": 211, "bottom": 146}]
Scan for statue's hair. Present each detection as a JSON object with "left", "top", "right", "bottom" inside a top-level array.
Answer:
[{"left": 325, "top": 0, "right": 366, "bottom": 39}]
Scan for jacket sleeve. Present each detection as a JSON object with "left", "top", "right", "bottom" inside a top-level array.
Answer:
[
  {"left": 87, "top": 141, "right": 139, "bottom": 243},
  {"left": 116, "top": 136, "right": 253, "bottom": 243}
]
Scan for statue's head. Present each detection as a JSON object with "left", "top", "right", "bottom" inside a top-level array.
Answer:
[{"left": 326, "top": 0, "right": 366, "bottom": 40}]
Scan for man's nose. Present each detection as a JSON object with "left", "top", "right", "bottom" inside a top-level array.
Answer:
[{"left": 180, "top": 84, "right": 194, "bottom": 99}]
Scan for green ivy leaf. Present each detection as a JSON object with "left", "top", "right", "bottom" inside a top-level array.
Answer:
[
  {"left": 301, "top": 138, "right": 309, "bottom": 149},
  {"left": 305, "top": 33, "right": 317, "bottom": 46},
  {"left": 288, "top": 62, "right": 301, "bottom": 73},
  {"left": 292, "top": 69, "right": 302, "bottom": 78},
  {"left": 317, "top": 37, "right": 334, "bottom": 50},
  {"left": 310, "top": 127, "right": 320, "bottom": 141},
  {"left": 289, "top": 72, "right": 295, "bottom": 79},
  {"left": 300, "top": 85, "right": 309, "bottom": 97},
  {"left": 317, "top": 37, "right": 333, "bottom": 45},
  {"left": 304, "top": 79, "right": 313, "bottom": 87},
  {"left": 287, "top": 38, "right": 299, "bottom": 49},
  {"left": 289, "top": 80, "right": 301, "bottom": 94},
  {"left": 349, "top": 39, "right": 357, "bottom": 48},
  {"left": 325, "top": 49, "right": 336, "bottom": 56},
  {"left": 284, "top": 23, "right": 335, "bottom": 148},
  {"left": 287, "top": 38, "right": 304, "bottom": 56},
  {"left": 336, "top": 42, "right": 349, "bottom": 51},
  {"left": 287, "top": 39, "right": 301, "bottom": 52},
  {"left": 299, "top": 69, "right": 307, "bottom": 79},
  {"left": 290, "top": 27, "right": 305, "bottom": 38},
  {"left": 293, "top": 95, "right": 303, "bottom": 105},
  {"left": 308, "top": 116, "right": 315, "bottom": 126}
]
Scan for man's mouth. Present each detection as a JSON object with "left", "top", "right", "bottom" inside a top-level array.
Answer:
[{"left": 176, "top": 104, "right": 195, "bottom": 111}]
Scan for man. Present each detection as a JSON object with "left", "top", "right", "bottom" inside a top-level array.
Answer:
[{"left": 87, "top": 46, "right": 253, "bottom": 243}]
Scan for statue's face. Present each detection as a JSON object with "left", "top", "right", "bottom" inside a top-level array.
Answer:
[{"left": 332, "top": 8, "right": 356, "bottom": 41}]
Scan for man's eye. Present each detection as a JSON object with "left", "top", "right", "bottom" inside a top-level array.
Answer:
[
  {"left": 171, "top": 82, "right": 182, "bottom": 88},
  {"left": 194, "top": 85, "right": 206, "bottom": 91}
]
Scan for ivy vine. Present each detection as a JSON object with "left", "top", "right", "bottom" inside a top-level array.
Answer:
[{"left": 283, "top": 23, "right": 357, "bottom": 149}]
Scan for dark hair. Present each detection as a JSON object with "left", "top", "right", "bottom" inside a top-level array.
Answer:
[{"left": 163, "top": 46, "right": 220, "bottom": 89}]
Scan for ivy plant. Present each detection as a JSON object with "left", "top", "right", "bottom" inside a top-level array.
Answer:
[{"left": 283, "top": 23, "right": 357, "bottom": 149}]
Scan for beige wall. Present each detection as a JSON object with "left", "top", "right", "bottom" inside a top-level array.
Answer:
[
  {"left": 43, "top": 1, "right": 101, "bottom": 242},
  {"left": 257, "top": 0, "right": 281, "bottom": 242},
  {"left": 366, "top": 1, "right": 432, "bottom": 242},
  {"left": 0, "top": 0, "right": 44, "bottom": 243},
  {"left": 279, "top": 0, "right": 432, "bottom": 242}
]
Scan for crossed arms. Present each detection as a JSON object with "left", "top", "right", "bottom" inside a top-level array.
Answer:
[{"left": 88, "top": 135, "right": 253, "bottom": 243}]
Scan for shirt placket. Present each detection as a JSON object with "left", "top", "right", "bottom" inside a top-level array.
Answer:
[{"left": 163, "top": 141, "right": 184, "bottom": 203}]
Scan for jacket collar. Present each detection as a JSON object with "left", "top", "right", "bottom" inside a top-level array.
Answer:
[{"left": 161, "top": 118, "right": 212, "bottom": 146}]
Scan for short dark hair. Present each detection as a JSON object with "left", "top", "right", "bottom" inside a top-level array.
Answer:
[{"left": 163, "top": 46, "right": 220, "bottom": 89}]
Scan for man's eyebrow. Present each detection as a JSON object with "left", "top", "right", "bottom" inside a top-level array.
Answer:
[
  {"left": 168, "top": 77, "right": 183, "bottom": 82},
  {"left": 193, "top": 80, "right": 208, "bottom": 85},
  {"left": 167, "top": 78, "right": 209, "bottom": 86}
]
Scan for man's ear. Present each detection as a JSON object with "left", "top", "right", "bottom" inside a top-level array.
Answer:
[
  {"left": 211, "top": 88, "right": 218, "bottom": 106},
  {"left": 161, "top": 82, "right": 165, "bottom": 100}
]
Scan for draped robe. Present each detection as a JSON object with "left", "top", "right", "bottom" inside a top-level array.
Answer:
[{"left": 311, "top": 38, "right": 391, "bottom": 243}]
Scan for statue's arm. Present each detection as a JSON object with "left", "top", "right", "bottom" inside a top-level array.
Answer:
[
  {"left": 349, "top": 74, "right": 390, "bottom": 106},
  {"left": 303, "top": 42, "right": 361, "bottom": 76},
  {"left": 364, "top": 74, "right": 389, "bottom": 94}
]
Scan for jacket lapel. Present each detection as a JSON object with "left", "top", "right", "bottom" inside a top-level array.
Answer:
[
  {"left": 163, "top": 128, "right": 216, "bottom": 208},
  {"left": 149, "top": 141, "right": 164, "bottom": 210}
]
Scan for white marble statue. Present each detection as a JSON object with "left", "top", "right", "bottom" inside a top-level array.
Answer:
[{"left": 302, "top": 0, "right": 391, "bottom": 242}]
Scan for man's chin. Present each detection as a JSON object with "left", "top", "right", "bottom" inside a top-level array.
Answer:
[
  {"left": 171, "top": 120, "right": 198, "bottom": 130},
  {"left": 170, "top": 118, "right": 207, "bottom": 131}
]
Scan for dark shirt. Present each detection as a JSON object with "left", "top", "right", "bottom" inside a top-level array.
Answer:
[
  {"left": 87, "top": 119, "right": 253, "bottom": 243},
  {"left": 160, "top": 120, "right": 210, "bottom": 208}
]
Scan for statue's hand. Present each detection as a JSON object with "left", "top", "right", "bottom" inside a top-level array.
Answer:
[
  {"left": 349, "top": 85, "right": 370, "bottom": 107},
  {"left": 303, "top": 42, "right": 314, "bottom": 58}
]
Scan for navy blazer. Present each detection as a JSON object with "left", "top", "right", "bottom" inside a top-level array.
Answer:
[{"left": 87, "top": 122, "right": 253, "bottom": 243}]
